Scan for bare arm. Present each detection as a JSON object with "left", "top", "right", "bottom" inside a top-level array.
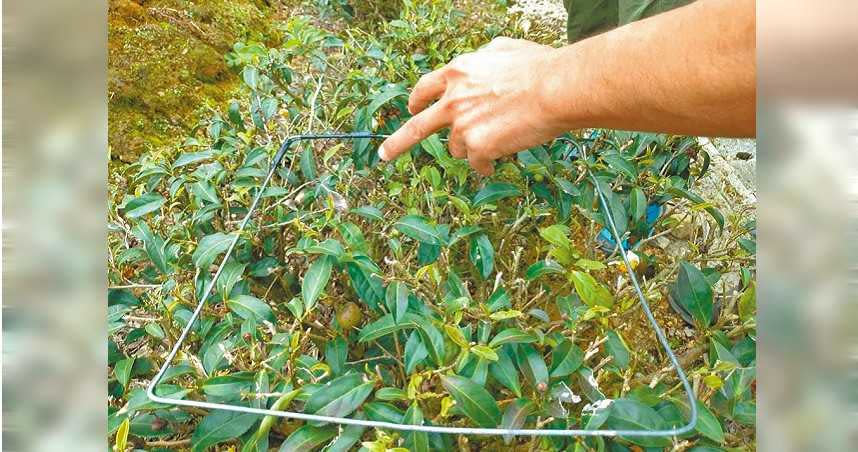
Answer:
[{"left": 379, "top": 0, "right": 755, "bottom": 175}]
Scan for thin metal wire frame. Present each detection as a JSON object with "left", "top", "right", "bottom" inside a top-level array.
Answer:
[{"left": 146, "top": 132, "right": 697, "bottom": 437}]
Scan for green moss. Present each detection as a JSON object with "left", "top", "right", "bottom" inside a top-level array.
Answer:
[{"left": 108, "top": 0, "right": 288, "bottom": 162}]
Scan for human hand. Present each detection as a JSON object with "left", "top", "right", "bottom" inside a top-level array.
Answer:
[{"left": 378, "top": 37, "right": 566, "bottom": 176}]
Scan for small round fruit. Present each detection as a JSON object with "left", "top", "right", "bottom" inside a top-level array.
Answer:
[{"left": 336, "top": 302, "right": 363, "bottom": 329}]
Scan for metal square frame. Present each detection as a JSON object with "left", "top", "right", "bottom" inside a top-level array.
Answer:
[{"left": 146, "top": 132, "right": 697, "bottom": 438}]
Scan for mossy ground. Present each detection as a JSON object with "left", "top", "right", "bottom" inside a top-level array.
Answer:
[{"left": 108, "top": 0, "right": 295, "bottom": 162}]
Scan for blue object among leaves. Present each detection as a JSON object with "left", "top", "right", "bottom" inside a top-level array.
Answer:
[{"left": 598, "top": 203, "right": 662, "bottom": 252}]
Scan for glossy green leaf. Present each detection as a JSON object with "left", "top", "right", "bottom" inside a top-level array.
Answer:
[
  {"left": 217, "top": 261, "right": 246, "bottom": 301},
  {"left": 473, "top": 182, "right": 521, "bottom": 206},
  {"left": 322, "top": 417, "right": 365, "bottom": 452},
  {"left": 132, "top": 222, "right": 169, "bottom": 275},
  {"left": 603, "top": 153, "right": 638, "bottom": 180},
  {"left": 114, "top": 358, "right": 134, "bottom": 388},
  {"left": 539, "top": 224, "right": 571, "bottom": 249},
  {"left": 346, "top": 261, "right": 384, "bottom": 309},
  {"left": 375, "top": 387, "right": 408, "bottom": 401},
  {"left": 358, "top": 314, "right": 412, "bottom": 342},
  {"left": 364, "top": 402, "right": 404, "bottom": 423},
  {"left": 174, "top": 150, "right": 214, "bottom": 168},
  {"left": 123, "top": 193, "right": 165, "bottom": 218},
  {"left": 693, "top": 399, "right": 725, "bottom": 443},
  {"left": 469, "top": 233, "right": 494, "bottom": 279},
  {"left": 277, "top": 425, "right": 337, "bottom": 452},
  {"left": 488, "top": 346, "right": 520, "bottom": 397},
  {"left": 676, "top": 261, "right": 714, "bottom": 327},
  {"left": 501, "top": 399, "right": 535, "bottom": 445},
  {"left": 404, "top": 330, "right": 428, "bottom": 374},
  {"left": 471, "top": 345, "right": 499, "bottom": 362},
  {"left": 242, "top": 65, "right": 259, "bottom": 90},
  {"left": 394, "top": 215, "right": 442, "bottom": 245},
  {"left": 549, "top": 339, "right": 584, "bottom": 378},
  {"left": 302, "top": 255, "right": 334, "bottom": 312},
  {"left": 605, "top": 399, "right": 671, "bottom": 447},
  {"left": 325, "top": 336, "right": 347, "bottom": 377},
  {"left": 440, "top": 374, "right": 501, "bottom": 427},
  {"left": 193, "top": 232, "right": 236, "bottom": 270},
  {"left": 227, "top": 295, "right": 274, "bottom": 323},
  {"left": 191, "top": 410, "right": 259, "bottom": 452},
  {"left": 605, "top": 330, "right": 631, "bottom": 370},
  {"left": 403, "top": 403, "right": 430, "bottom": 452},
  {"left": 630, "top": 187, "right": 647, "bottom": 223},
  {"left": 488, "top": 328, "right": 537, "bottom": 348},
  {"left": 306, "top": 239, "right": 345, "bottom": 259},
  {"left": 385, "top": 281, "right": 410, "bottom": 323},
  {"left": 351, "top": 205, "right": 384, "bottom": 222},
  {"left": 517, "top": 344, "right": 549, "bottom": 388},
  {"left": 569, "top": 270, "right": 614, "bottom": 308},
  {"left": 525, "top": 259, "right": 565, "bottom": 280}
]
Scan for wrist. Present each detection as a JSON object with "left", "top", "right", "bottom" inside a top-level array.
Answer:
[{"left": 533, "top": 43, "right": 602, "bottom": 133}]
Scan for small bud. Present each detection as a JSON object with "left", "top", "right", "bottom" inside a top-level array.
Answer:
[
  {"left": 537, "top": 382, "right": 548, "bottom": 392},
  {"left": 151, "top": 417, "right": 167, "bottom": 431},
  {"left": 243, "top": 333, "right": 252, "bottom": 341}
]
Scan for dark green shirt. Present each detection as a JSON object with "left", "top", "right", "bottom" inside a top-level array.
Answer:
[{"left": 564, "top": 0, "right": 693, "bottom": 42}]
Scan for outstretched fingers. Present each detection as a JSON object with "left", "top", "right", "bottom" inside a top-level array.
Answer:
[
  {"left": 408, "top": 70, "right": 447, "bottom": 115},
  {"left": 379, "top": 101, "right": 450, "bottom": 161}
]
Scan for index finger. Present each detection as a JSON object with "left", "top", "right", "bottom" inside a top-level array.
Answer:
[{"left": 379, "top": 101, "right": 450, "bottom": 161}]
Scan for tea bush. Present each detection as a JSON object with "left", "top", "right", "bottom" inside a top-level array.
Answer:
[{"left": 108, "top": 1, "right": 756, "bottom": 450}]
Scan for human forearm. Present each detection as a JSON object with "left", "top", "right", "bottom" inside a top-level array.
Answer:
[{"left": 540, "top": 0, "right": 756, "bottom": 137}]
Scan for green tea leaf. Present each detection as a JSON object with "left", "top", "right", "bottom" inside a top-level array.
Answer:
[
  {"left": 191, "top": 410, "right": 259, "bottom": 452},
  {"left": 351, "top": 205, "right": 384, "bottom": 222},
  {"left": 569, "top": 270, "right": 614, "bottom": 308},
  {"left": 603, "top": 153, "right": 638, "bottom": 180},
  {"left": 440, "top": 375, "right": 502, "bottom": 427},
  {"left": 123, "top": 193, "right": 165, "bottom": 218},
  {"left": 403, "top": 403, "right": 430, "bottom": 452},
  {"left": 395, "top": 215, "right": 442, "bottom": 245},
  {"left": 346, "top": 262, "right": 384, "bottom": 309},
  {"left": 217, "top": 261, "right": 246, "bottom": 301},
  {"left": 605, "top": 399, "right": 671, "bottom": 447},
  {"left": 302, "top": 256, "right": 334, "bottom": 312},
  {"left": 539, "top": 224, "right": 571, "bottom": 249},
  {"left": 114, "top": 358, "right": 134, "bottom": 389},
  {"left": 630, "top": 187, "right": 647, "bottom": 223},
  {"left": 277, "top": 425, "right": 337, "bottom": 452},
  {"left": 473, "top": 182, "right": 521, "bottom": 206},
  {"left": 489, "top": 328, "right": 537, "bottom": 348},
  {"left": 693, "top": 399, "right": 725, "bottom": 443},
  {"left": 549, "top": 339, "right": 584, "bottom": 378},
  {"left": 525, "top": 259, "right": 565, "bottom": 280},
  {"left": 517, "top": 344, "right": 549, "bottom": 388},
  {"left": 675, "top": 261, "right": 714, "bottom": 327},
  {"left": 358, "top": 314, "right": 412, "bottom": 342},
  {"left": 468, "top": 233, "right": 494, "bottom": 279},
  {"left": 173, "top": 150, "right": 214, "bottom": 168},
  {"left": 364, "top": 402, "right": 404, "bottom": 423},
  {"left": 227, "top": 295, "right": 275, "bottom": 323},
  {"left": 193, "top": 233, "right": 236, "bottom": 270},
  {"left": 471, "top": 345, "right": 499, "bottom": 362},
  {"left": 501, "top": 399, "right": 535, "bottom": 445},
  {"left": 489, "top": 346, "right": 521, "bottom": 397},
  {"left": 375, "top": 387, "right": 408, "bottom": 401},
  {"left": 385, "top": 282, "right": 410, "bottom": 323},
  {"left": 132, "top": 222, "right": 169, "bottom": 275},
  {"left": 404, "top": 331, "right": 428, "bottom": 373},
  {"left": 605, "top": 330, "right": 631, "bottom": 370},
  {"left": 308, "top": 381, "right": 374, "bottom": 425}
]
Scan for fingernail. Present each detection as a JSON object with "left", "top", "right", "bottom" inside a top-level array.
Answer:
[{"left": 378, "top": 144, "right": 389, "bottom": 161}]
